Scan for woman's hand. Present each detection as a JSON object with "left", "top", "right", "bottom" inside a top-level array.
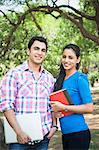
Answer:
[{"left": 51, "top": 101, "right": 66, "bottom": 112}]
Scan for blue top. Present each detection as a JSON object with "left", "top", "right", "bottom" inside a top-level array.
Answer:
[{"left": 60, "top": 71, "right": 93, "bottom": 134}]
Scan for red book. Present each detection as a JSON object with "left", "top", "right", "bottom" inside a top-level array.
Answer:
[{"left": 50, "top": 89, "right": 74, "bottom": 116}]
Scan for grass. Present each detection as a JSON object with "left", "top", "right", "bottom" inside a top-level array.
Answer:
[
  {"left": 90, "top": 130, "right": 99, "bottom": 149},
  {"left": 49, "top": 131, "right": 62, "bottom": 150}
]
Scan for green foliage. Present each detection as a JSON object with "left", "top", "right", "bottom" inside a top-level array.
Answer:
[
  {"left": 0, "top": 1, "right": 99, "bottom": 79},
  {"left": 80, "top": 0, "right": 96, "bottom": 15},
  {"left": 89, "top": 71, "right": 99, "bottom": 87}
]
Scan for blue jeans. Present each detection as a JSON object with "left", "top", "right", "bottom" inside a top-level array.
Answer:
[{"left": 8, "top": 134, "right": 50, "bottom": 150}]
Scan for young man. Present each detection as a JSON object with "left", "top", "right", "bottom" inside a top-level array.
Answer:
[{"left": 0, "top": 36, "right": 57, "bottom": 150}]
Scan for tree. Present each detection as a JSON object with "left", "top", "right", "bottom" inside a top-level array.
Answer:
[
  {"left": 0, "top": 0, "right": 99, "bottom": 80},
  {"left": 0, "top": 0, "right": 99, "bottom": 56}
]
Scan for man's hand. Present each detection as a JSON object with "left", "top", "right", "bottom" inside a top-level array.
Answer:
[
  {"left": 47, "top": 126, "right": 57, "bottom": 139},
  {"left": 4, "top": 110, "right": 31, "bottom": 144},
  {"left": 17, "top": 130, "right": 31, "bottom": 144},
  {"left": 54, "top": 112, "right": 64, "bottom": 118}
]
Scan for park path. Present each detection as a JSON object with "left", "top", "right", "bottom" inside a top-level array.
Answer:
[
  {"left": 85, "top": 82, "right": 99, "bottom": 129},
  {"left": 85, "top": 114, "right": 99, "bottom": 129}
]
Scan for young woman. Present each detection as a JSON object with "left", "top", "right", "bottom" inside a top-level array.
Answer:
[{"left": 51, "top": 44, "right": 93, "bottom": 150}]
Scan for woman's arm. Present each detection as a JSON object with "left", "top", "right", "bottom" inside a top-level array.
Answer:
[{"left": 51, "top": 101, "right": 93, "bottom": 114}]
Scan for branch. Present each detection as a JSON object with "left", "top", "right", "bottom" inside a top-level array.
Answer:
[
  {"left": 2, "top": 4, "right": 99, "bottom": 54},
  {"left": 68, "top": 12, "right": 83, "bottom": 22},
  {"left": 26, "top": 1, "right": 42, "bottom": 31},
  {"left": 0, "top": 10, "right": 16, "bottom": 26},
  {"left": 62, "top": 12, "right": 99, "bottom": 45},
  {"left": 39, "top": 5, "right": 99, "bottom": 44},
  {"left": 8, "top": 10, "right": 20, "bottom": 16},
  {"left": 2, "top": 11, "right": 27, "bottom": 54},
  {"left": 2, "top": 27, "right": 17, "bottom": 56},
  {"left": 51, "top": 0, "right": 58, "bottom": 7},
  {"left": 58, "top": 5, "right": 95, "bottom": 20},
  {"left": 49, "top": 13, "right": 60, "bottom": 19},
  {"left": 92, "top": 0, "right": 99, "bottom": 35},
  {"left": 2, "top": 6, "right": 46, "bottom": 54},
  {"left": 37, "top": 5, "right": 99, "bottom": 44}
]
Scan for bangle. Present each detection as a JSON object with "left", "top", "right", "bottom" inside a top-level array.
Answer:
[
  {"left": 65, "top": 108, "right": 68, "bottom": 112},
  {"left": 53, "top": 125, "right": 58, "bottom": 130}
]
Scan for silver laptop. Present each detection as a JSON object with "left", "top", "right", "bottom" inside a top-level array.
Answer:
[{"left": 3, "top": 113, "right": 43, "bottom": 144}]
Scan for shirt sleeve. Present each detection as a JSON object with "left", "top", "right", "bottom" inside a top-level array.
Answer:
[
  {"left": 50, "top": 77, "right": 56, "bottom": 93},
  {"left": 78, "top": 74, "right": 93, "bottom": 104},
  {"left": 47, "top": 75, "right": 56, "bottom": 112},
  {"left": 0, "top": 70, "right": 17, "bottom": 112}
]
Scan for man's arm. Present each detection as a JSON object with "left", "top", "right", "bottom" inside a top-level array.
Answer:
[
  {"left": 4, "top": 109, "right": 31, "bottom": 144},
  {"left": 47, "top": 112, "right": 58, "bottom": 139},
  {"left": 1, "top": 70, "right": 31, "bottom": 143}
]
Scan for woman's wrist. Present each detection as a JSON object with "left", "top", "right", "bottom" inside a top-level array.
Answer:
[
  {"left": 65, "top": 105, "right": 69, "bottom": 112},
  {"left": 63, "top": 105, "right": 68, "bottom": 111}
]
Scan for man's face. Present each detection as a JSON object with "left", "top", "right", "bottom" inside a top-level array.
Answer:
[{"left": 28, "top": 40, "right": 47, "bottom": 65}]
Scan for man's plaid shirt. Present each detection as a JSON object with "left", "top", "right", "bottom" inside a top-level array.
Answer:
[{"left": 0, "top": 61, "right": 55, "bottom": 136}]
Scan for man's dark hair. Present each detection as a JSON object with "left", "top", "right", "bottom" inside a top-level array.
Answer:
[{"left": 28, "top": 36, "right": 48, "bottom": 51}]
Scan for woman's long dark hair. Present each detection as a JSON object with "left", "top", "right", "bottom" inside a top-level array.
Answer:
[{"left": 53, "top": 44, "right": 80, "bottom": 92}]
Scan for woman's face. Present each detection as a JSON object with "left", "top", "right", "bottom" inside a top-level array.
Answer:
[{"left": 61, "top": 48, "right": 80, "bottom": 71}]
